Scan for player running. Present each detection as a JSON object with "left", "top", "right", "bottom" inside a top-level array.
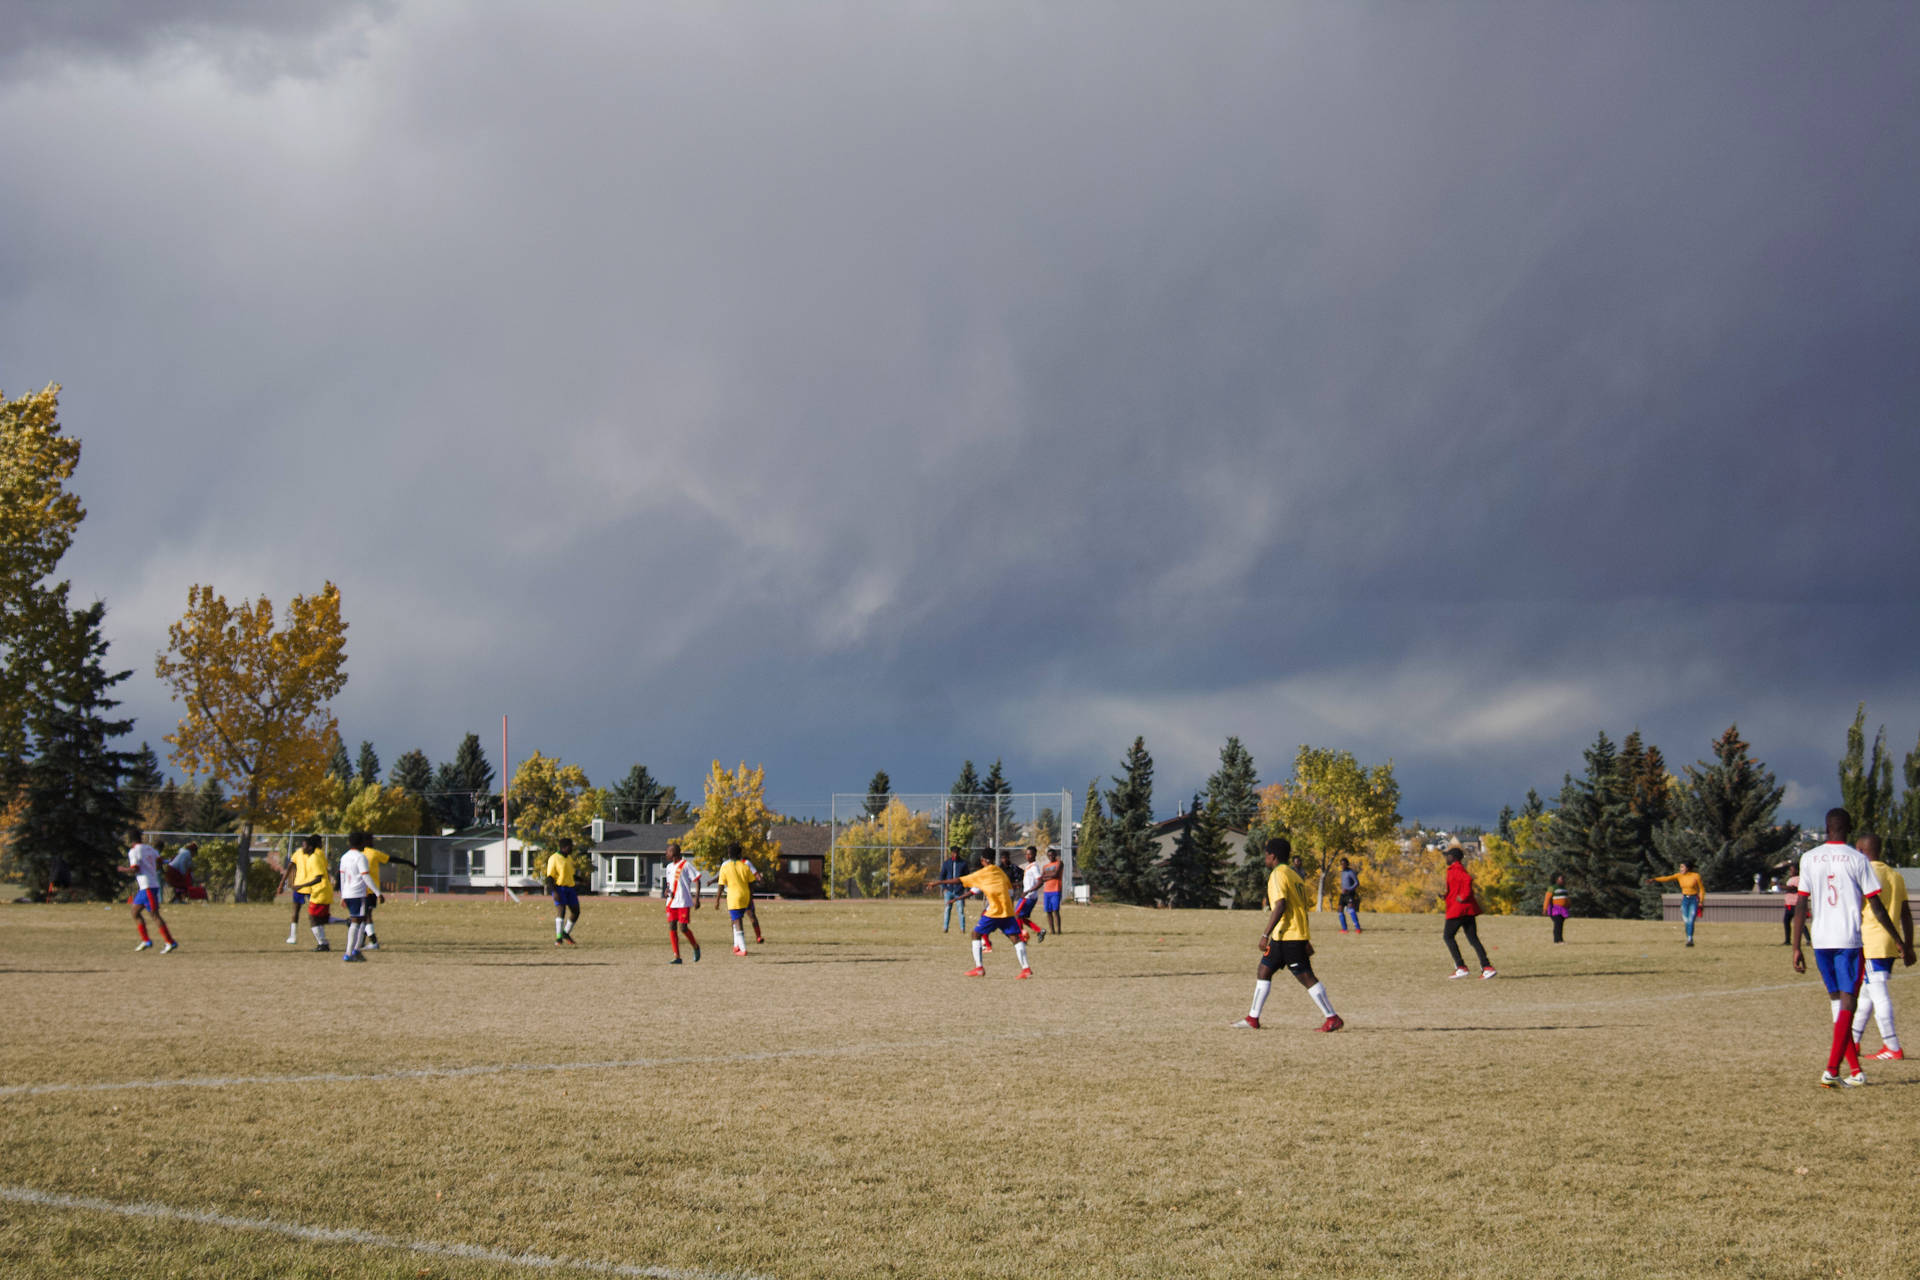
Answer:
[
  {"left": 1649, "top": 861, "right": 1706, "bottom": 946},
  {"left": 336, "top": 832, "right": 381, "bottom": 963},
  {"left": 715, "top": 843, "right": 759, "bottom": 955},
  {"left": 545, "top": 838, "right": 582, "bottom": 946},
  {"left": 1850, "top": 833, "right": 1914, "bottom": 1061},
  {"left": 293, "top": 837, "right": 336, "bottom": 951},
  {"left": 663, "top": 841, "right": 702, "bottom": 964},
  {"left": 124, "top": 833, "right": 178, "bottom": 953},
  {"left": 1013, "top": 846, "right": 1047, "bottom": 943},
  {"left": 1790, "top": 808, "right": 1902, "bottom": 1087},
  {"left": 932, "top": 850, "right": 1031, "bottom": 978},
  {"left": 281, "top": 835, "right": 323, "bottom": 945},
  {"left": 1442, "top": 847, "right": 1495, "bottom": 979},
  {"left": 1039, "top": 846, "right": 1065, "bottom": 936},
  {"left": 358, "top": 841, "right": 413, "bottom": 950},
  {"left": 1233, "top": 837, "right": 1341, "bottom": 1031}
]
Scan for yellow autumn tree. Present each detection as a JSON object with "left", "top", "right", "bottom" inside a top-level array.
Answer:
[
  {"left": 1257, "top": 745, "right": 1401, "bottom": 910},
  {"left": 682, "top": 761, "right": 782, "bottom": 878},
  {"left": 508, "top": 751, "right": 604, "bottom": 883},
  {"left": 830, "top": 798, "right": 936, "bottom": 898},
  {"left": 1, "top": 384, "right": 86, "bottom": 774},
  {"left": 1476, "top": 811, "right": 1553, "bottom": 916},
  {"left": 154, "top": 583, "right": 348, "bottom": 900},
  {"left": 1353, "top": 831, "right": 1448, "bottom": 913},
  {"left": 289, "top": 776, "right": 424, "bottom": 838}
]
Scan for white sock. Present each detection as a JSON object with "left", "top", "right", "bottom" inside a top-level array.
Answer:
[
  {"left": 1249, "top": 979, "right": 1272, "bottom": 1019},
  {"left": 287, "top": 923, "right": 297, "bottom": 940},
  {"left": 971, "top": 938, "right": 984, "bottom": 967},
  {"left": 312, "top": 924, "right": 325, "bottom": 945},
  {"left": 1854, "top": 985, "right": 1874, "bottom": 1041},
  {"left": 733, "top": 926, "right": 746, "bottom": 950},
  {"left": 1868, "top": 972, "right": 1899, "bottom": 1049},
  {"left": 364, "top": 923, "right": 375, "bottom": 942},
  {"left": 1307, "top": 982, "right": 1335, "bottom": 1018},
  {"left": 346, "top": 922, "right": 361, "bottom": 953},
  {"left": 1830, "top": 997, "right": 1842, "bottom": 1026},
  {"left": 563, "top": 916, "right": 573, "bottom": 936},
  {"left": 555, "top": 916, "right": 565, "bottom": 939},
  {"left": 1014, "top": 941, "right": 1030, "bottom": 968}
]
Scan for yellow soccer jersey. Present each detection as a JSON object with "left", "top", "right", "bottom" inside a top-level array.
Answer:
[
  {"left": 301, "top": 852, "right": 335, "bottom": 905},
  {"left": 1265, "top": 864, "right": 1310, "bottom": 942},
  {"left": 364, "top": 847, "right": 390, "bottom": 889},
  {"left": 543, "top": 852, "right": 575, "bottom": 888},
  {"left": 1862, "top": 861, "right": 1909, "bottom": 959},
  {"left": 718, "top": 858, "right": 754, "bottom": 909},
  {"left": 961, "top": 865, "right": 1015, "bottom": 919}
]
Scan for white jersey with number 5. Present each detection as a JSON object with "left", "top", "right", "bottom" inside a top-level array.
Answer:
[
  {"left": 664, "top": 859, "right": 701, "bottom": 909},
  {"left": 1797, "top": 842, "right": 1881, "bottom": 951}
]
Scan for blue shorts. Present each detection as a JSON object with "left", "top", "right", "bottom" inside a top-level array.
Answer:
[
  {"left": 1015, "top": 893, "right": 1039, "bottom": 920},
  {"left": 729, "top": 907, "right": 746, "bottom": 921},
  {"left": 1043, "top": 891, "right": 1061, "bottom": 913},
  {"left": 292, "top": 891, "right": 308, "bottom": 909},
  {"left": 343, "top": 895, "right": 370, "bottom": 921},
  {"left": 1868, "top": 956, "right": 1895, "bottom": 975},
  {"left": 973, "top": 915, "right": 1021, "bottom": 939},
  {"left": 552, "top": 886, "right": 579, "bottom": 909},
  {"left": 131, "top": 887, "right": 161, "bottom": 912},
  {"left": 1813, "top": 948, "right": 1865, "bottom": 995}
]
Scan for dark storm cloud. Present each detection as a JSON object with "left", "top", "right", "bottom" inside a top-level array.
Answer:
[{"left": 2, "top": 3, "right": 1916, "bottom": 822}]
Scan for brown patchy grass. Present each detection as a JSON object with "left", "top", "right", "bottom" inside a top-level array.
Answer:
[{"left": 1, "top": 896, "right": 1916, "bottom": 1279}]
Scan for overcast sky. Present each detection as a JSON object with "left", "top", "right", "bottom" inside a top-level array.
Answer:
[{"left": 3, "top": 2, "right": 1917, "bottom": 826}]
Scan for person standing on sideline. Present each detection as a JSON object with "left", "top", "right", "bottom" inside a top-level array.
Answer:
[
  {"left": 1337, "top": 858, "right": 1362, "bottom": 933},
  {"left": 1039, "top": 846, "right": 1065, "bottom": 936},
  {"left": 1850, "top": 833, "right": 1915, "bottom": 1061},
  {"left": 1778, "top": 861, "right": 1801, "bottom": 945},
  {"left": 931, "top": 849, "right": 1031, "bottom": 978},
  {"left": 662, "top": 841, "right": 702, "bottom": 964},
  {"left": 1650, "top": 861, "right": 1706, "bottom": 947},
  {"left": 358, "top": 841, "right": 413, "bottom": 950},
  {"left": 1543, "top": 874, "right": 1570, "bottom": 944},
  {"left": 1233, "top": 838, "right": 1342, "bottom": 1031},
  {"left": 123, "top": 833, "right": 178, "bottom": 953},
  {"left": 336, "top": 832, "right": 381, "bottom": 963},
  {"left": 1443, "top": 847, "right": 1494, "bottom": 979},
  {"left": 1791, "top": 807, "right": 1901, "bottom": 1087},
  {"left": 546, "top": 838, "right": 582, "bottom": 946},
  {"left": 1013, "top": 846, "right": 1047, "bottom": 943},
  {"left": 940, "top": 845, "right": 969, "bottom": 934},
  {"left": 715, "top": 842, "right": 758, "bottom": 955}
]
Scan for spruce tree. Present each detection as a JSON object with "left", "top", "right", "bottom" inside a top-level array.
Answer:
[
  {"left": 1654, "top": 725, "right": 1799, "bottom": 891},
  {"left": 1544, "top": 732, "right": 1642, "bottom": 918},
  {"left": 1890, "top": 732, "right": 1920, "bottom": 865},
  {"left": 441, "top": 732, "right": 496, "bottom": 827},
  {"left": 430, "top": 760, "right": 469, "bottom": 830},
  {"left": 188, "top": 777, "right": 232, "bottom": 833},
  {"left": 1497, "top": 806, "right": 1515, "bottom": 840},
  {"left": 1839, "top": 704, "right": 1896, "bottom": 838},
  {"left": 607, "top": 764, "right": 678, "bottom": 824},
  {"left": 7, "top": 604, "right": 139, "bottom": 899},
  {"left": 1205, "top": 737, "right": 1259, "bottom": 829},
  {"left": 949, "top": 761, "right": 983, "bottom": 850},
  {"left": 981, "top": 759, "right": 1015, "bottom": 847},
  {"left": 1520, "top": 789, "right": 1545, "bottom": 821},
  {"left": 356, "top": 741, "right": 380, "bottom": 787},
  {"left": 152, "top": 779, "right": 186, "bottom": 832},
  {"left": 1076, "top": 779, "right": 1104, "bottom": 885},
  {"left": 1620, "top": 731, "right": 1674, "bottom": 916},
  {"left": 1162, "top": 793, "right": 1229, "bottom": 908},
  {"left": 388, "top": 749, "right": 433, "bottom": 798},
  {"left": 123, "top": 741, "right": 165, "bottom": 812},
  {"left": 863, "top": 770, "right": 892, "bottom": 820},
  {"left": 326, "top": 731, "right": 353, "bottom": 786},
  {"left": 1097, "top": 737, "right": 1158, "bottom": 905}
]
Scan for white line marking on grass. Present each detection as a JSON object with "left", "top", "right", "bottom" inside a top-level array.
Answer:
[
  {"left": 0, "top": 1185, "right": 767, "bottom": 1280},
  {"left": 0, "top": 1029, "right": 1075, "bottom": 1098}
]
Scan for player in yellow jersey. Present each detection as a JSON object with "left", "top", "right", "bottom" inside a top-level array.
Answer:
[
  {"left": 279, "top": 835, "right": 323, "bottom": 945},
  {"left": 932, "top": 849, "right": 1032, "bottom": 978},
  {"left": 292, "top": 838, "right": 337, "bottom": 952},
  {"left": 714, "top": 843, "right": 759, "bottom": 955},
  {"left": 1851, "top": 834, "right": 1915, "bottom": 1060},
  {"left": 1232, "top": 837, "right": 1341, "bottom": 1032},
  {"left": 358, "top": 842, "right": 414, "bottom": 950},
  {"left": 545, "top": 838, "right": 582, "bottom": 946}
]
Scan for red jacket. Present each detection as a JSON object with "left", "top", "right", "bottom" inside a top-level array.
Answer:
[{"left": 1444, "top": 862, "right": 1479, "bottom": 918}]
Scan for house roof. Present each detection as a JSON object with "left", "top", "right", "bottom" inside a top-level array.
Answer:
[{"left": 589, "top": 822, "right": 831, "bottom": 861}]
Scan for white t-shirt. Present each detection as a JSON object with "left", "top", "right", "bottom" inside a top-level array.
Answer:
[
  {"left": 1797, "top": 843, "right": 1882, "bottom": 951},
  {"left": 338, "top": 850, "right": 377, "bottom": 901},
  {"left": 128, "top": 843, "right": 162, "bottom": 890},
  {"left": 664, "top": 859, "right": 701, "bottom": 909},
  {"left": 1022, "top": 863, "right": 1043, "bottom": 894}
]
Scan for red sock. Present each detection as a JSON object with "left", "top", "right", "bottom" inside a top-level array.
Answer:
[
  {"left": 670, "top": 933, "right": 680, "bottom": 957},
  {"left": 136, "top": 921, "right": 150, "bottom": 942},
  {"left": 684, "top": 928, "right": 699, "bottom": 949},
  {"left": 1844, "top": 1023, "right": 1861, "bottom": 1072},
  {"left": 1829, "top": 1010, "right": 1853, "bottom": 1074},
  {"left": 158, "top": 924, "right": 174, "bottom": 945}
]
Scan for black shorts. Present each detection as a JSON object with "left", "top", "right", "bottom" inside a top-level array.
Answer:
[
  {"left": 1339, "top": 890, "right": 1359, "bottom": 909},
  {"left": 1263, "top": 938, "right": 1313, "bottom": 975}
]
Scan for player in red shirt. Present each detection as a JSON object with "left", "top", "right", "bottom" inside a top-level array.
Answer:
[{"left": 1442, "top": 847, "right": 1494, "bottom": 979}]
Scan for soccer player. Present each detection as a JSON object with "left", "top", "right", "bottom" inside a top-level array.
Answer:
[
  {"left": 1013, "top": 846, "right": 1047, "bottom": 943},
  {"left": 662, "top": 841, "right": 702, "bottom": 964},
  {"left": 293, "top": 837, "right": 336, "bottom": 951},
  {"left": 359, "top": 842, "right": 413, "bottom": 950},
  {"left": 545, "top": 838, "right": 582, "bottom": 946},
  {"left": 932, "top": 850, "right": 1030, "bottom": 978},
  {"left": 1039, "top": 846, "right": 1065, "bottom": 936},
  {"left": 281, "top": 835, "right": 322, "bottom": 945},
  {"left": 1850, "top": 833, "right": 1915, "bottom": 1062},
  {"left": 1649, "top": 861, "right": 1706, "bottom": 946},
  {"left": 1543, "top": 873, "right": 1570, "bottom": 944},
  {"left": 336, "top": 831, "right": 381, "bottom": 963},
  {"left": 1791, "top": 808, "right": 1902, "bottom": 1087},
  {"left": 1233, "top": 837, "right": 1341, "bottom": 1031},
  {"left": 715, "top": 842, "right": 757, "bottom": 955},
  {"left": 939, "top": 845, "right": 969, "bottom": 933},
  {"left": 124, "top": 832, "right": 178, "bottom": 953},
  {"left": 1336, "top": 857, "right": 1361, "bottom": 933},
  {"left": 1442, "top": 847, "right": 1495, "bottom": 979}
]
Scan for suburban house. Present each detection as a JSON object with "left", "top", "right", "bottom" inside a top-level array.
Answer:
[
  {"left": 586, "top": 821, "right": 829, "bottom": 898},
  {"left": 413, "top": 825, "right": 542, "bottom": 893}
]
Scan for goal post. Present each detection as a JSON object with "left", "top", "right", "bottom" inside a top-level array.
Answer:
[{"left": 827, "top": 791, "right": 1075, "bottom": 901}]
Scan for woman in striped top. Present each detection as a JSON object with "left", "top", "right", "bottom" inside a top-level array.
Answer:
[{"left": 1543, "top": 874, "right": 1570, "bottom": 944}]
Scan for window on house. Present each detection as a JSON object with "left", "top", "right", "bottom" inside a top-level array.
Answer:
[
  {"left": 457, "top": 849, "right": 486, "bottom": 877},
  {"left": 786, "top": 858, "right": 808, "bottom": 875},
  {"left": 507, "top": 847, "right": 531, "bottom": 878}
]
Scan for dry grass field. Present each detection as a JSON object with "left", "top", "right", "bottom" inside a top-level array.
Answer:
[{"left": 2, "top": 894, "right": 1917, "bottom": 1279}]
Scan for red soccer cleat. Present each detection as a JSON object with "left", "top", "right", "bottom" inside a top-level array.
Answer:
[
  {"left": 1231, "top": 1017, "right": 1260, "bottom": 1030},
  {"left": 964, "top": 966, "right": 986, "bottom": 977},
  {"left": 1872, "top": 1047, "right": 1905, "bottom": 1060},
  {"left": 1017, "top": 967, "right": 1033, "bottom": 979},
  {"left": 982, "top": 938, "right": 993, "bottom": 952},
  {"left": 1319, "top": 1015, "right": 1344, "bottom": 1033},
  {"left": 732, "top": 946, "right": 747, "bottom": 956}
]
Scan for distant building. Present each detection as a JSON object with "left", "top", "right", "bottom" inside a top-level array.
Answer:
[{"left": 586, "top": 822, "right": 828, "bottom": 898}]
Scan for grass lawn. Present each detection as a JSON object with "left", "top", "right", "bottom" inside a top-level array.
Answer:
[{"left": 1, "top": 894, "right": 1915, "bottom": 1279}]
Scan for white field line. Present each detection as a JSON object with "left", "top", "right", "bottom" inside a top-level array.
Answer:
[
  {"left": 0, "top": 1184, "right": 765, "bottom": 1280},
  {"left": 0, "top": 1028, "right": 1076, "bottom": 1099}
]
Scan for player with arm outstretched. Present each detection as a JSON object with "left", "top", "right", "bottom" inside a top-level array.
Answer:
[
  {"left": 932, "top": 850, "right": 1031, "bottom": 979},
  {"left": 1649, "top": 862, "right": 1706, "bottom": 946},
  {"left": 123, "top": 833, "right": 178, "bottom": 953},
  {"left": 662, "top": 841, "right": 702, "bottom": 964},
  {"left": 359, "top": 842, "right": 413, "bottom": 950},
  {"left": 1233, "top": 837, "right": 1340, "bottom": 1031},
  {"left": 545, "top": 838, "right": 581, "bottom": 946},
  {"left": 1791, "top": 808, "right": 1903, "bottom": 1086}
]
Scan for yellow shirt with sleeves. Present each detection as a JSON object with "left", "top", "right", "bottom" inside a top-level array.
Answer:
[
  {"left": 961, "top": 865, "right": 1015, "bottom": 919},
  {"left": 1655, "top": 870, "right": 1705, "bottom": 897},
  {"left": 1265, "top": 864, "right": 1311, "bottom": 943},
  {"left": 718, "top": 859, "right": 754, "bottom": 909},
  {"left": 299, "top": 851, "right": 335, "bottom": 905},
  {"left": 364, "top": 847, "right": 389, "bottom": 890},
  {"left": 543, "top": 852, "right": 575, "bottom": 888},
  {"left": 1862, "top": 861, "right": 1909, "bottom": 959}
]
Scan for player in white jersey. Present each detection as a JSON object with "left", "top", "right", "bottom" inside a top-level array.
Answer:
[
  {"left": 662, "top": 841, "right": 702, "bottom": 964},
  {"left": 1790, "top": 808, "right": 1901, "bottom": 1087},
  {"left": 123, "top": 833, "right": 178, "bottom": 953},
  {"left": 1013, "top": 846, "right": 1047, "bottom": 942},
  {"left": 336, "top": 831, "right": 383, "bottom": 964}
]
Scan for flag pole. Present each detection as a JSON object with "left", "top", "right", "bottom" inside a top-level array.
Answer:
[{"left": 501, "top": 714, "right": 511, "bottom": 903}]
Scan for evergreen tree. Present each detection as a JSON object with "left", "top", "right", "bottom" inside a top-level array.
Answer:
[
  {"left": 863, "top": 770, "right": 892, "bottom": 820},
  {"left": 1162, "top": 792, "right": 1229, "bottom": 908},
  {"left": 6, "top": 604, "right": 139, "bottom": 899},
  {"left": 432, "top": 732, "right": 497, "bottom": 829},
  {"left": 1839, "top": 704, "right": 1896, "bottom": 838},
  {"left": 1497, "top": 805, "right": 1515, "bottom": 841},
  {"left": 1205, "top": 736, "right": 1259, "bottom": 829},
  {"left": 1619, "top": 731, "right": 1674, "bottom": 916},
  {"left": 1655, "top": 725, "right": 1800, "bottom": 892},
  {"left": 1543, "top": 732, "right": 1642, "bottom": 918},
  {"left": 326, "top": 731, "right": 353, "bottom": 786},
  {"left": 606, "top": 763, "right": 687, "bottom": 823},
  {"left": 948, "top": 760, "right": 984, "bottom": 850},
  {"left": 1076, "top": 779, "right": 1104, "bottom": 886},
  {"left": 388, "top": 748, "right": 433, "bottom": 798},
  {"left": 1521, "top": 789, "right": 1545, "bottom": 821},
  {"left": 430, "top": 760, "right": 469, "bottom": 830},
  {"left": 981, "top": 759, "right": 1015, "bottom": 847},
  {"left": 188, "top": 777, "right": 232, "bottom": 833},
  {"left": 1096, "top": 737, "right": 1158, "bottom": 905},
  {"left": 1890, "top": 731, "right": 1920, "bottom": 865},
  {"left": 122, "top": 741, "right": 165, "bottom": 811},
  {"left": 151, "top": 779, "right": 186, "bottom": 832},
  {"left": 355, "top": 740, "right": 380, "bottom": 787}
]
